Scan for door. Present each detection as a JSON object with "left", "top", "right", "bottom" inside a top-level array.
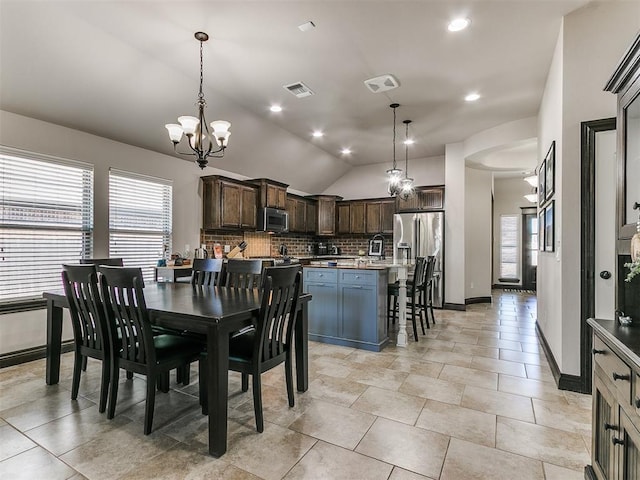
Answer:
[
  {"left": 595, "top": 129, "right": 617, "bottom": 319},
  {"left": 522, "top": 211, "right": 538, "bottom": 291}
]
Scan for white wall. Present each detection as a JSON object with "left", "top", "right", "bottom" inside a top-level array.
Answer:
[
  {"left": 465, "top": 168, "right": 493, "bottom": 300},
  {"left": 322, "top": 155, "right": 445, "bottom": 199},
  {"left": 537, "top": 2, "right": 639, "bottom": 375},
  {"left": 492, "top": 177, "right": 535, "bottom": 286},
  {"left": 444, "top": 143, "right": 466, "bottom": 306}
]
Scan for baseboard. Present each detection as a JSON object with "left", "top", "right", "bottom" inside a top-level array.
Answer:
[
  {"left": 443, "top": 303, "right": 466, "bottom": 311},
  {"left": 0, "top": 340, "right": 74, "bottom": 369},
  {"left": 465, "top": 296, "right": 492, "bottom": 305},
  {"left": 535, "top": 321, "right": 586, "bottom": 393},
  {"left": 584, "top": 465, "right": 597, "bottom": 480}
]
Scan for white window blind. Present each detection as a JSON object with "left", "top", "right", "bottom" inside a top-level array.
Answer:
[
  {"left": 109, "top": 169, "right": 172, "bottom": 282},
  {"left": 0, "top": 147, "right": 93, "bottom": 303},
  {"left": 500, "top": 214, "right": 519, "bottom": 278}
]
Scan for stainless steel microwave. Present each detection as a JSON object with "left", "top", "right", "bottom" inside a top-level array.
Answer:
[{"left": 257, "top": 207, "right": 289, "bottom": 233}]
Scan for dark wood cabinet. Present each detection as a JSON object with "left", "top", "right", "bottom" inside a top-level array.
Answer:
[
  {"left": 396, "top": 186, "right": 444, "bottom": 212},
  {"left": 381, "top": 200, "right": 395, "bottom": 233},
  {"left": 311, "top": 195, "right": 341, "bottom": 236},
  {"left": 336, "top": 203, "right": 350, "bottom": 234},
  {"left": 286, "top": 195, "right": 308, "bottom": 233},
  {"left": 350, "top": 202, "right": 366, "bottom": 234},
  {"left": 202, "top": 176, "right": 257, "bottom": 230},
  {"left": 250, "top": 178, "right": 288, "bottom": 210},
  {"left": 305, "top": 201, "right": 317, "bottom": 233}
]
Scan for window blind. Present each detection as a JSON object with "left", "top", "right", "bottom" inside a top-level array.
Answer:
[
  {"left": 500, "top": 214, "right": 519, "bottom": 278},
  {"left": 0, "top": 147, "right": 93, "bottom": 303},
  {"left": 109, "top": 169, "right": 172, "bottom": 282}
]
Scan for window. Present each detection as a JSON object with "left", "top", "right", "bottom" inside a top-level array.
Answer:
[
  {"left": 109, "top": 169, "right": 172, "bottom": 283},
  {"left": 0, "top": 147, "right": 93, "bottom": 303},
  {"left": 500, "top": 214, "right": 519, "bottom": 279}
]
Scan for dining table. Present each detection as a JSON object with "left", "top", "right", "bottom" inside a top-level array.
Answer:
[{"left": 43, "top": 282, "right": 311, "bottom": 457}]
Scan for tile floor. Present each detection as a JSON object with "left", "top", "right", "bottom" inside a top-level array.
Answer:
[{"left": 0, "top": 291, "right": 592, "bottom": 479}]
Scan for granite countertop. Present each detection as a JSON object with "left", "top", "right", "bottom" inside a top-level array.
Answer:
[{"left": 588, "top": 318, "right": 640, "bottom": 371}]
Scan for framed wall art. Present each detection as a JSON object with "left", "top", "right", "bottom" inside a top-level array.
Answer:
[
  {"left": 538, "top": 208, "right": 545, "bottom": 251},
  {"left": 544, "top": 141, "right": 555, "bottom": 201},
  {"left": 545, "top": 200, "right": 555, "bottom": 252},
  {"left": 538, "top": 158, "right": 546, "bottom": 207}
]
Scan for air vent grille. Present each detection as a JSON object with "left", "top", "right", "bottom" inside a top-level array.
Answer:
[
  {"left": 364, "top": 74, "right": 400, "bottom": 93},
  {"left": 284, "top": 81, "right": 314, "bottom": 98}
]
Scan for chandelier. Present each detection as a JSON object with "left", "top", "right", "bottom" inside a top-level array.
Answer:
[
  {"left": 399, "top": 119, "right": 415, "bottom": 200},
  {"left": 165, "top": 32, "right": 231, "bottom": 170},
  {"left": 386, "top": 103, "right": 403, "bottom": 196}
]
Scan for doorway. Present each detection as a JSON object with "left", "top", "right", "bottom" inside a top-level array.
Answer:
[{"left": 521, "top": 208, "right": 538, "bottom": 291}]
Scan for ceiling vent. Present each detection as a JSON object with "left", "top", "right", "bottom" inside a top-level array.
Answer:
[
  {"left": 284, "top": 81, "right": 314, "bottom": 98},
  {"left": 364, "top": 74, "right": 400, "bottom": 93}
]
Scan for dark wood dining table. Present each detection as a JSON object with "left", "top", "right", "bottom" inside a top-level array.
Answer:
[{"left": 43, "top": 282, "right": 311, "bottom": 457}]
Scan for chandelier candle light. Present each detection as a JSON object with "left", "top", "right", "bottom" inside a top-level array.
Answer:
[
  {"left": 387, "top": 103, "right": 403, "bottom": 196},
  {"left": 399, "top": 119, "right": 415, "bottom": 200},
  {"left": 165, "top": 32, "right": 231, "bottom": 169}
]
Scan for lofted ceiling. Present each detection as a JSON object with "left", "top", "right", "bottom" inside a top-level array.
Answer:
[{"left": 0, "top": 1, "right": 591, "bottom": 192}]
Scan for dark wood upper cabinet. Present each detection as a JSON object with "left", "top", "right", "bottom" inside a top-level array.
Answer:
[
  {"left": 396, "top": 186, "right": 444, "bottom": 212},
  {"left": 365, "top": 202, "right": 380, "bottom": 234},
  {"left": 350, "top": 202, "right": 366, "bottom": 234},
  {"left": 202, "top": 175, "right": 257, "bottom": 230},
  {"left": 311, "top": 195, "right": 341, "bottom": 236},
  {"left": 605, "top": 33, "right": 640, "bottom": 243},
  {"left": 380, "top": 200, "right": 395, "bottom": 234},
  {"left": 305, "top": 201, "right": 317, "bottom": 233},
  {"left": 336, "top": 203, "right": 350, "bottom": 234},
  {"left": 250, "top": 178, "right": 288, "bottom": 210}
]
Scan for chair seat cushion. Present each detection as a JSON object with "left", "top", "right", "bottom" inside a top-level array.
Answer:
[
  {"left": 153, "top": 334, "right": 203, "bottom": 363},
  {"left": 229, "top": 330, "right": 255, "bottom": 362}
]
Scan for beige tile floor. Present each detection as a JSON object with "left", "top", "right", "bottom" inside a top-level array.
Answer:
[{"left": 0, "top": 291, "right": 591, "bottom": 479}]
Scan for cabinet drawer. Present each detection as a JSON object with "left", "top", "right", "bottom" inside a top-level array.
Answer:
[
  {"left": 340, "top": 270, "right": 377, "bottom": 286},
  {"left": 304, "top": 268, "right": 338, "bottom": 284},
  {"left": 593, "top": 335, "right": 632, "bottom": 403},
  {"left": 635, "top": 373, "right": 640, "bottom": 417}
]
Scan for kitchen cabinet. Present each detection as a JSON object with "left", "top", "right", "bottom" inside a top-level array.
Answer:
[
  {"left": 350, "top": 202, "right": 366, "bottom": 234},
  {"left": 396, "top": 186, "right": 444, "bottom": 212},
  {"left": 336, "top": 203, "right": 350, "bottom": 234},
  {"left": 367, "top": 199, "right": 395, "bottom": 234},
  {"left": 310, "top": 195, "right": 342, "bottom": 236},
  {"left": 202, "top": 175, "right": 257, "bottom": 230},
  {"left": 303, "top": 267, "right": 388, "bottom": 351},
  {"left": 305, "top": 201, "right": 317, "bottom": 233},
  {"left": 250, "top": 178, "right": 288, "bottom": 210},
  {"left": 286, "top": 195, "right": 308, "bottom": 233},
  {"left": 336, "top": 199, "right": 395, "bottom": 235},
  {"left": 587, "top": 319, "right": 640, "bottom": 480}
]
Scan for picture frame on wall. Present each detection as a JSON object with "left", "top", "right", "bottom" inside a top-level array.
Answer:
[
  {"left": 538, "top": 208, "right": 545, "bottom": 251},
  {"left": 538, "top": 159, "right": 546, "bottom": 207},
  {"left": 545, "top": 200, "right": 555, "bottom": 252},
  {"left": 544, "top": 141, "right": 555, "bottom": 201}
]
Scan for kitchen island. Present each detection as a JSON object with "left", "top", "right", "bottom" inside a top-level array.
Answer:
[{"left": 303, "top": 260, "right": 411, "bottom": 351}]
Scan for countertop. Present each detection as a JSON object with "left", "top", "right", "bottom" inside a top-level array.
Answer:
[
  {"left": 588, "top": 318, "right": 640, "bottom": 371},
  {"left": 303, "top": 259, "right": 412, "bottom": 270}
]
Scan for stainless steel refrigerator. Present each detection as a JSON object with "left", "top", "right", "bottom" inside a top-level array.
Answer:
[{"left": 393, "top": 212, "right": 444, "bottom": 308}]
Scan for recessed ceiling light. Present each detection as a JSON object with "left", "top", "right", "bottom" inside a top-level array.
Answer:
[
  {"left": 448, "top": 18, "right": 471, "bottom": 32},
  {"left": 403, "top": 139, "right": 415, "bottom": 145},
  {"left": 465, "top": 92, "right": 481, "bottom": 102},
  {"left": 341, "top": 148, "right": 351, "bottom": 155},
  {"left": 312, "top": 130, "right": 324, "bottom": 138},
  {"left": 298, "top": 21, "right": 316, "bottom": 32},
  {"left": 270, "top": 105, "right": 282, "bottom": 112}
]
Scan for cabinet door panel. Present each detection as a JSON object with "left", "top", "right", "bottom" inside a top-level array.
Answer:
[
  {"left": 220, "top": 183, "right": 241, "bottom": 227},
  {"left": 306, "top": 283, "right": 339, "bottom": 337},
  {"left": 278, "top": 189, "right": 287, "bottom": 209},
  {"left": 306, "top": 202, "right": 317, "bottom": 233},
  {"left": 620, "top": 409, "right": 640, "bottom": 480},
  {"left": 241, "top": 187, "right": 257, "bottom": 228},
  {"left": 337, "top": 203, "right": 350, "bottom": 234},
  {"left": 381, "top": 201, "right": 395, "bottom": 234},
  {"left": 317, "top": 198, "right": 335, "bottom": 235},
  {"left": 593, "top": 370, "right": 617, "bottom": 480},
  {"left": 350, "top": 202, "right": 366, "bottom": 233},
  {"left": 365, "top": 202, "right": 381, "bottom": 234},
  {"left": 339, "top": 284, "right": 376, "bottom": 343},
  {"left": 295, "top": 199, "right": 306, "bottom": 231}
]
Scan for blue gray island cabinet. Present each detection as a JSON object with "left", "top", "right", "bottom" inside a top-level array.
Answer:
[{"left": 303, "top": 266, "right": 389, "bottom": 351}]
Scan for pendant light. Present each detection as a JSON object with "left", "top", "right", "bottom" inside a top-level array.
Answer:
[
  {"left": 165, "top": 32, "right": 231, "bottom": 169},
  {"left": 399, "top": 119, "right": 415, "bottom": 200},
  {"left": 386, "top": 103, "right": 403, "bottom": 196}
]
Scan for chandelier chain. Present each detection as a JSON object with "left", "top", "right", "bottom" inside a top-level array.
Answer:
[
  {"left": 392, "top": 106, "right": 397, "bottom": 169},
  {"left": 198, "top": 40, "right": 205, "bottom": 102}
]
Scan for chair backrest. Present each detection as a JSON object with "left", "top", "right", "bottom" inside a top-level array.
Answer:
[
  {"left": 80, "top": 258, "right": 124, "bottom": 266},
  {"left": 424, "top": 256, "right": 436, "bottom": 286},
  {"left": 222, "top": 259, "right": 264, "bottom": 289},
  {"left": 191, "top": 258, "right": 224, "bottom": 286},
  {"left": 412, "top": 257, "right": 428, "bottom": 289},
  {"left": 61, "top": 264, "right": 107, "bottom": 352},
  {"left": 98, "top": 266, "right": 155, "bottom": 365},
  {"left": 255, "top": 265, "right": 302, "bottom": 363}
]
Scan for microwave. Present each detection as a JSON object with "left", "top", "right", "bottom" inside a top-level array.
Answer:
[{"left": 257, "top": 207, "right": 289, "bottom": 233}]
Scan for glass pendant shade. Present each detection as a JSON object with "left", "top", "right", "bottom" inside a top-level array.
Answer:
[
  {"left": 211, "top": 120, "right": 232, "bottom": 147},
  {"left": 165, "top": 124, "right": 184, "bottom": 143},
  {"left": 524, "top": 193, "right": 537, "bottom": 203},
  {"left": 400, "top": 177, "right": 415, "bottom": 200},
  {"left": 177, "top": 116, "right": 199, "bottom": 135},
  {"left": 524, "top": 175, "right": 538, "bottom": 187}
]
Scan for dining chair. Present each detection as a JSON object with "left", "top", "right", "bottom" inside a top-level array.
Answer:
[
  {"left": 221, "top": 258, "right": 264, "bottom": 289},
  {"left": 191, "top": 258, "right": 224, "bottom": 286},
  {"left": 201, "top": 265, "right": 302, "bottom": 432},
  {"left": 80, "top": 258, "right": 124, "bottom": 266},
  {"left": 97, "top": 265, "right": 205, "bottom": 434},
  {"left": 61, "top": 264, "right": 110, "bottom": 413},
  {"left": 422, "top": 255, "right": 437, "bottom": 326},
  {"left": 387, "top": 256, "right": 427, "bottom": 341}
]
